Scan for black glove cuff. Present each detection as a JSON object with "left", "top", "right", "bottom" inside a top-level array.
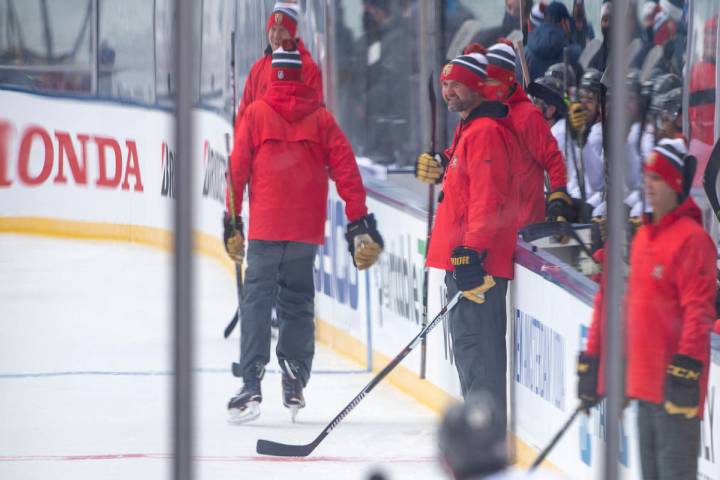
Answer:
[
  {"left": 665, "top": 354, "right": 702, "bottom": 407},
  {"left": 345, "top": 214, "right": 384, "bottom": 257},
  {"left": 450, "top": 246, "right": 487, "bottom": 291}
]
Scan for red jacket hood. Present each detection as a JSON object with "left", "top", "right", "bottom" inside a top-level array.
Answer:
[
  {"left": 262, "top": 81, "right": 321, "bottom": 122},
  {"left": 645, "top": 197, "right": 703, "bottom": 238}
]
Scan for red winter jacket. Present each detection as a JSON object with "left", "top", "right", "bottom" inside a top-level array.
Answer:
[
  {"left": 506, "top": 86, "right": 567, "bottom": 226},
  {"left": 427, "top": 103, "right": 522, "bottom": 279},
  {"left": 585, "top": 198, "right": 716, "bottom": 416},
  {"left": 228, "top": 81, "right": 367, "bottom": 244},
  {"left": 236, "top": 39, "right": 323, "bottom": 120}
]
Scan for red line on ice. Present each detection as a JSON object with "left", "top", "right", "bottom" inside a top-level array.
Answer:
[{"left": 0, "top": 453, "right": 434, "bottom": 463}]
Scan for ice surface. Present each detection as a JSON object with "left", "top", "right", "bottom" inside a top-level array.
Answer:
[{"left": 0, "top": 234, "right": 443, "bottom": 480}]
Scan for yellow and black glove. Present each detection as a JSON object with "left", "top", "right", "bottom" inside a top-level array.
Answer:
[
  {"left": 450, "top": 246, "right": 495, "bottom": 304},
  {"left": 546, "top": 188, "right": 577, "bottom": 223},
  {"left": 414, "top": 152, "right": 447, "bottom": 184},
  {"left": 577, "top": 352, "right": 601, "bottom": 413},
  {"left": 223, "top": 213, "right": 245, "bottom": 264},
  {"left": 345, "top": 214, "right": 384, "bottom": 270},
  {"left": 664, "top": 354, "right": 703, "bottom": 419},
  {"left": 568, "top": 102, "right": 588, "bottom": 135}
]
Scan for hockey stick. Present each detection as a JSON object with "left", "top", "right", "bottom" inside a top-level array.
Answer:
[
  {"left": 702, "top": 139, "right": 720, "bottom": 222},
  {"left": 528, "top": 404, "right": 583, "bottom": 471},
  {"left": 520, "top": 221, "right": 598, "bottom": 264},
  {"left": 519, "top": 221, "right": 592, "bottom": 243},
  {"left": 223, "top": 30, "right": 244, "bottom": 339},
  {"left": 257, "top": 292, "right": 464, "bottom": 457},
  {"left": 420, "top": 72, "right": 437, "bottom": 379}
]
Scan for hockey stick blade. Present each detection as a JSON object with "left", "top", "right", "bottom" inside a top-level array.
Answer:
[
  {"left": 256, "top": 293, "right": 463, "bottom": 457},
  {"left": 519, "top": 222, "right": 591, "bottom": 243},
  {"left": 223, "top": 310, "right": 239, "bottom": 339},
  {"left": 257, "top": 438, "right": 319, "bottom": 457}
]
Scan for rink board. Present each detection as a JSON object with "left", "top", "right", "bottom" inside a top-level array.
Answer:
[{"left": 1, "top": 89, "right": 718, "bottom": 479}]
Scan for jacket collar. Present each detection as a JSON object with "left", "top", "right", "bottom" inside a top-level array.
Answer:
[
  {"left": 462, "top": 101, "right": 509, "bottom": 124},
  {"left": 645, "top": 197, "right": 703, "bottom": 238}
]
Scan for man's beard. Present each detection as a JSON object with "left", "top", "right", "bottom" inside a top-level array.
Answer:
[{"left": 446, "top": 97, "right": 474, "bottom": 112}]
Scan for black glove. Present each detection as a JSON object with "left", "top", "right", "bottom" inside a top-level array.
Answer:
[
  {"left": 664, "top": 354, "right": 703, "bottom": 419},
  {"left": 450, "top": 247, "right": 495, "bottom": 304},
  {"left": 577, "top": 352, "right": 601, "bottom": 412},
  {"left": 345, "top": 214, "right": 384, "bottom": 270},
  {"left": 546, "top": 188, "right": 577, "bottom": 223},
  {"left": 223, "top": 213, "right": 245, "bottom": 264}
]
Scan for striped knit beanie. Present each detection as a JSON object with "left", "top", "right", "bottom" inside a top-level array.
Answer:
[
  {"left": 530, "top": 3, "right": 545, "bottom": 29},
  {"left": 486, "top": 41, "right": 517, "bottom": 86},
  {"left": 440, "top": 44, "right": 487, "bottom": 93},
  {"left": 271, "top": 39, "right": 302, "bottom": 83},
  {"left": 267, "top": 2, "right": 300, "bottom": 38},
  {"left": 645, "top": 138, "right": 688, "bottom": 193}
]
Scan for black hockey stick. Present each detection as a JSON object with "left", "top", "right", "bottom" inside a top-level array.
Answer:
[
  {"left": 257, "top": 292, "right": 464, "bottom": 457},
  {"left": 528, "top": 404, "right": 582, "bottom": 471},
  {"left": 420, "top": 72, "right": 437, "bottom": 379},
  {"left": 223, "top": 30, "right": 244, "bottom": 339},
  {"left": 520, "top": 221, "right": 599, "bottom": 264},
  {"left": 703, "top": 139, "right": 720, "bottom": 222},
  {"left": 519, "top": 221, "right": 592, "bottom": 243}
]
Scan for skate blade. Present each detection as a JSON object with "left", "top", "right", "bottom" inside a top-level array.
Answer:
[
  {"left": 228, "top": 401, "right": 260, "bottom": 424},
  {"left": 288, "top": 405, "right": 300, "bottom": 423}
]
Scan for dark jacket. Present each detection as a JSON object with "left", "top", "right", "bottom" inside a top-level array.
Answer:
[{"left": 525, "top": 21, "right": 581, "bottom": 82}]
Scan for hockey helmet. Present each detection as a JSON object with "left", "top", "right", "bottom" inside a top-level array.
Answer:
[
  {"left": 438, "top": 391, "right": 508, "bottom": 479},
  {"left": 528, "top": 75, "right": 567, "bottom": 116},
  {"left": 579, "top": 68, "right": 604, "bottom": 95},
  {"left": 650, "top": 86, "right": 682, "bottom": 115},
  {"left": 545, "top": 62, "right": 577, "bottom": 88}
]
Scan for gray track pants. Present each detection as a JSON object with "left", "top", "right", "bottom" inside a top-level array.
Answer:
[
  {"left": 238, "top": 240, "right": 317, "bottom": 386},
  {"left": 445, "top": 272, "right": 509, "bottom": 426},
  {"left": 636, "top": 400, "right": 700, "bottom": 480}
]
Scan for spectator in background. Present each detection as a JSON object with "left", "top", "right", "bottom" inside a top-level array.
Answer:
[
  {"left": 524, "top": 2, "right": 581, "bottom": 82},
  {"left": 632, "top": 1, "right": 663, "bottom": 68},
  {"left": 360, "top": 0, "right": 413, "bottom": 165},
  {"left": 589, "top": 1, "right": 612, "bottom": 72},
  {"left": 570, "top": 0, "right": 595, "bottom": 48},
  {"left": 528, "top": 2, "right": 545, "bottom": 33},
  {"left": 474, "top": 0, "right": 522, "bottom": 46}
]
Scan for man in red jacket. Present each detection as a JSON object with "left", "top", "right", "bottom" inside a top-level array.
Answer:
[
  {"left": 577, "top": 138, "right": 716, "bottom": 479},
  {"left": 484, "top": 40, "right": 573, "bottom": 227},
  {"left": 223, "top": 40, "right": 383, "bottom": 423},
  {"left": 414, "top": 45, "right": 522, "bottom": 425},
  {"left": 236, "top": 2, "right": 323, "bottom": 121}
]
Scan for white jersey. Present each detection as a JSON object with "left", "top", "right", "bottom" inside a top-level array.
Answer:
[
  {"left": 625, "top": 121, "right": 655, "bottom": 192},
  {"left": 552, "top": 119, "right": 603, "bottom": 204}
]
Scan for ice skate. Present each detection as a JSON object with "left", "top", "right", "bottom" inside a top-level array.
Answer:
[
  {"left": 280, "top": 360, "right": 306, "bottom": 423},
  {"left": 228, "top": 366, "right": 264, "bottom": 424}
]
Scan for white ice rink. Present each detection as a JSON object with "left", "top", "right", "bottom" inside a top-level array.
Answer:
[{"left": 0, "top": 234, "right": 444, "bottom": 480}]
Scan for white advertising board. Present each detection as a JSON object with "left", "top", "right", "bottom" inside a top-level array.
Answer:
[
  {"left": 2, "top": 89, "right": 718, "bottom": 479},
  {"left": 0, "top": 89, "right": 232, "bottom": 243}
]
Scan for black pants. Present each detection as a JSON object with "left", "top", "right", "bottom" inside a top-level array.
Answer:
[
  {"left": 445, "top": 272, "right": 509, "bottom": 425},
  {"left": 636, "top": 400, "right": 700, "bottom": 480},
  {"left": 238, "top": 240, "right": 317, "bottom": 386}
]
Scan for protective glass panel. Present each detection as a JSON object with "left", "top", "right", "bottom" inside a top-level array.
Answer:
[
  {"left": 98, "top": 0, "right": 155, "bottom": 103},
  {"left": 0, "top": 0, "right": 91, "bottom": 93}
]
